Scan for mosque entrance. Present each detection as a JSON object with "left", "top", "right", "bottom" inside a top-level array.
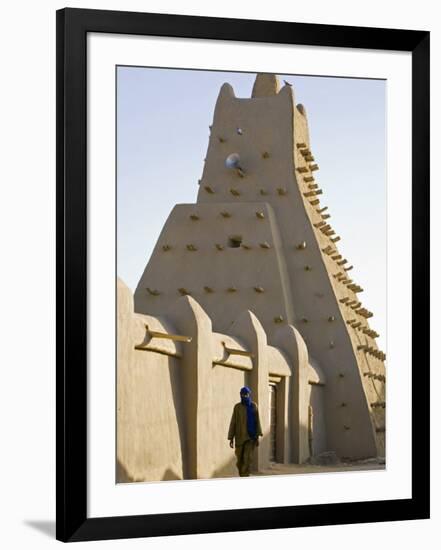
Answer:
[{"left": 269, "top": 383, "right": 277, "bottom": 462}]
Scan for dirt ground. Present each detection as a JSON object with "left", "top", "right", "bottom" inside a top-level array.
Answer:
[{"left": 254, "top": 459, "right": 385, "bottom": 477}]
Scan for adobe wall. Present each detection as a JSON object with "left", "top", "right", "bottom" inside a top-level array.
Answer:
[
  {"left": 134, "top": 201, "right": 294, "bottom": 340},
  {"left": 118, "top": 277, "right": 299, "bottom": 481},
  {"left": 117, "top": 279, "right": 184, "bottom": 482}
]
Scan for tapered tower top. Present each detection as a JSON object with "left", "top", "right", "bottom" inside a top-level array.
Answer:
[{"left": 251, "top": 73, "right": 281, "bottom": 97}]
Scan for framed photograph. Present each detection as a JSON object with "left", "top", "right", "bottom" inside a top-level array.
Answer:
[{"left": 56, "top": 8, "right": 430, "bottom": 542}]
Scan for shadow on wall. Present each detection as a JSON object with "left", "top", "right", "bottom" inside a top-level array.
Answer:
[
  {"left": 116, "top": 437, "right": 250, "bottom": 482},
  {"left": 212, "top": 454, "right": 238, "bottom": 478},
  {"left": 117, "top": 459, "right": 187, "bottom": 483},
  {"left": 116, "top": 458, "right": 136, "bottom": 483},
  {"left": 168, "top": 358, "right": 189, "bottom": 478},
  {"left": 117, "top": 458, "right": 182, "bottom": 483},
  {"left": 117, "top": 446, "right": 249, "bottom": 483},
  {"left": 162, "top": 468, "right": 182, "bottom": 481},
  {"left": 116, "top": 435, "right": 259, "bottom": 483},
  {"left": 117, "top": 419, "right": 316, "bottom": 483}
]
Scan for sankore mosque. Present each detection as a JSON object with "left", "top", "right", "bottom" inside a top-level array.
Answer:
[{"left": 116, "top": 73, "right": 386, "bottom": 482}]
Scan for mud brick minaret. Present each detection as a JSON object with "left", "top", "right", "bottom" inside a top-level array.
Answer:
[{"left": 134, "top": 73, "right": 386, "bottom": 461}]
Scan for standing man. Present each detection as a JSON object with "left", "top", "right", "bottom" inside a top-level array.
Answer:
[{"left": 228, "top": 386, "right": 263, "bottom": 477}]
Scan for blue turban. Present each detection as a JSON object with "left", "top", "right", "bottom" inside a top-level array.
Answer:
[{"left": 240, "top": 386, "right": 257, "bottom": 439}]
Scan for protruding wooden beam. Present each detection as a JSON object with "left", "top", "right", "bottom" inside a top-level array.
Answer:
[
  {"left": 222, "top": 340, "right": 254, "bottom": 358},
  {"left": 146, "top": 288, "right": 161, "bottom": 296},
  {"left": 147, "top": 328, "right": 192, "bottom": 343}
]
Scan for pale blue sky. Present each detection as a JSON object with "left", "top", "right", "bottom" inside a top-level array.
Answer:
[{"left": 117, "top": 67, "right": 386, "bottom": 349}]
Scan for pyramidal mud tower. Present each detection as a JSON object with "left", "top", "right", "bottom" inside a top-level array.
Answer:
[{"left": 117, "top": 73, "right": 386, "bottom": 482}]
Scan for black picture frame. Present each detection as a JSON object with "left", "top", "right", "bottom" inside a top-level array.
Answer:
[{"left": 56, "top": 7, "right": 430, "bottom": 542}]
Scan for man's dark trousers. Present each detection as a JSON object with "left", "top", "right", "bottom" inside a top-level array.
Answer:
[{"left": 235, "top": 439, "right": 257, "bottom": 476}]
